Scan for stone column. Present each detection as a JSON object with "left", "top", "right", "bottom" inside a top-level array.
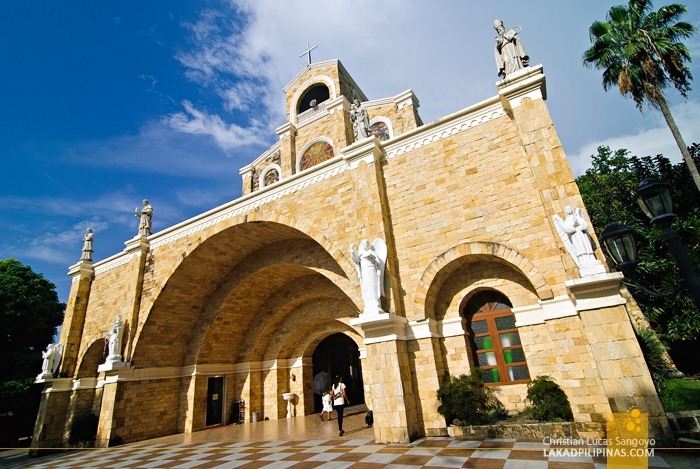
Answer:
[
  {"left": 122, "top": 235, "right": 150, "bottom": 363},
  {"left": 567, "top": 273, "right": 674, "bottom": 444},
  {"left": 276, "top": 122, "right": 297, "bottom": 176},
  {"left": 343, "top": 137, "right": 421, "bottom": 443},
  {"left": 31, "top": 260, "right": 94, "bottom": 452}
]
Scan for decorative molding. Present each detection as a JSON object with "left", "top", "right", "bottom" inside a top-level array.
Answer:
[
  {"left": 394, "top": 89, "right": 419, "bottom": 110},
  {"left": 93, "top": 253, "right": 134, "bottom": 276},
  {"left": 406, "top": 318, "right": 439, "bottom": 340},
  {"left": 350, "top": 312, "right": 408, "bottom": 345},
  {"left": 512, "top": 295, "right": 578, "bottom": 327},
  {"left": 438, "top": 317, "right": 467, "bottom": 338},
  {"left": 243, "top": 141, "right": 281, "bottom": 172},
  {"left": 497, "top": 64, "right": 547, "bottom": 113},
  {"left": 383, "top": 98, "right": 504, "bottom": 160},
  {"left": 565, "top": 272, "right": 627, "bottom": 312},
  {"left": 341, "top": 137, "right": 383, "bottom": 168},
  {"left": 283, "top": 60, "right": 340, "bottom": 93},
  {"left": 68, "top": 261, "right": 94, "bottom": 279},
  {"left": 275, "top": 122, "right": 297, "bottom": 139},
  {"left": 149, "top": 156, "right": 349, "bottom": 249}
]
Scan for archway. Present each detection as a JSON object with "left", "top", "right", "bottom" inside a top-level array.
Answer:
[{"left": 311, "top": 333, "right": 364, "bottom": 412}]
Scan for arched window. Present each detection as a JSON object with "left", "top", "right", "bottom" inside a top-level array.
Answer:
[
  {"left": 370, "top": 121, "right": 390, "bottom": 141},
  {"left": 263, "top": 168, "right": 279, "bottom": 186},
  {"left": 299, "top": 140, "right": 334, "bottom": 171},
  {"left": 464, "top": 291, "right": 530, "bottom": 385},
  {"left": 297, "top": 84, "right": 330, "bottom": 114}
]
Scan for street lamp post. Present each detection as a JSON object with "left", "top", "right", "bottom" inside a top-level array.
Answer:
[{"left": 601, "top": 178, "right": 700, "bottom": 309}]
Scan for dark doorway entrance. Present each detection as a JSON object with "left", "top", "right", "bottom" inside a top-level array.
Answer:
[
  {"left": 312, "top": 333, "right": 364, "bottom": 412},
  {"left": 206, "top": 376, "right": 224, "bottom": 426}
]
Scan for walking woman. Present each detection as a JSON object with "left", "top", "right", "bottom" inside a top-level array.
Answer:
[{"left": 332, "top": 375, "right": 349, "bottom": 436}]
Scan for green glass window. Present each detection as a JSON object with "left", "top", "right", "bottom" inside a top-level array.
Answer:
[{"left": 465, "top": 291, "right": 531, "bottom": 385}]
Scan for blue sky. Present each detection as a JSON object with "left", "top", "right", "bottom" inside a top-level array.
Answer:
[{"left": 1, "top": 0, "right": 699, "bottom": 305}]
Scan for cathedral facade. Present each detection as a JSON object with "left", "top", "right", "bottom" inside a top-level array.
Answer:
[{"left": 33, "top": 60, "right": 670, "bottom": 448}]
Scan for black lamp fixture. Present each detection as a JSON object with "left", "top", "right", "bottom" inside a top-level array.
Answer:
[
  {"left": 601, "top": 178, "right": 700, "bottom": 308},
  {"left": 635, "top": 178, "right": 675, "bottom": 227}
]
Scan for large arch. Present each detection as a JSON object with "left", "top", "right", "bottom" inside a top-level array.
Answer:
[
  {"left": 131, "top": 220, "right": 359, "bottom": 369},
  {"left": 413, "top": 242, "right": 553, "bottom": 321}
]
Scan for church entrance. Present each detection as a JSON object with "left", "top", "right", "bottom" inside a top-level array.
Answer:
[{"left": 311, "top": 333, "right": 364, "bottom": 412}]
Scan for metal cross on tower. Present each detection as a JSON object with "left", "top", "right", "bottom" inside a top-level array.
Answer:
[{"left": 299, "top": 42, "right": 318, "bottom": 66}]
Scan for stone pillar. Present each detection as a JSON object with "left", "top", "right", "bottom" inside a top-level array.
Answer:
[
  {"left": 343, "top": 137, "right": 421, "bottom": 443},
  {"left": 122, "top": 236, "right": 150, "bottom": 363},
  {"left": 59, "top": 261, "right": 94, "bottom": 377},
  {"left": 567, "top": 273, "right": 674, "bottom": 444},
  {"left": 276, "top": 122, "right": 297, "bottom": 176},
  {"left": 498, "top": 66, "right": 600, "bottom": 279},
  {"left": 95, "top": 380, "right": 123, "bottom": 447},
  {"left": 351, "top": 313, "right": 419, "bottom": 443},
  {"left": 31, "top": 260, "right": 94, "bottom": 452},
  {"left": 29, "top": 379, "right": 73, "bottom": 454}
]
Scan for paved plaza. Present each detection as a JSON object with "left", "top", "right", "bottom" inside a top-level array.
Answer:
[{"left": 2, "top": 408, "right": 698, "bottom": 468}]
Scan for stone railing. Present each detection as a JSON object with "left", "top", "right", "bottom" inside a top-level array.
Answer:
[{"left": 297, "top": 101, "right": 327, "bottom": 124}]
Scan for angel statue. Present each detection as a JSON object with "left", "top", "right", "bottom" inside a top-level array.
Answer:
[
  {"left": 38, "top": 343, "right": 63, "bottom": 379},
  {"left": 553, "top": 206, "right": 605, "bottom": 277},
  {"left": 350, "top": 238, "right": 388, "bottom": 314}
]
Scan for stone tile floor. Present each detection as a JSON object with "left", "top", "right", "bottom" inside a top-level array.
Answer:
[{"left": 1, "top": 407, "right": 698, "bottom": 468}]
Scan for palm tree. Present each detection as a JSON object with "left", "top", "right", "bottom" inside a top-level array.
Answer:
[{"left": 583, "top": 0, "right": 700, "bottom": 191}]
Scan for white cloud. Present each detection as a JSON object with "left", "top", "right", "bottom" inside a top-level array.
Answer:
[
  {"left": 10, "top": 218, "right": 109, "bottom": 265},
  {"left": 166, "top": 100, "right": 264, "bottom": 150},
  {"left": 567, "top": 100, "right": 700, "bottom": 176}
]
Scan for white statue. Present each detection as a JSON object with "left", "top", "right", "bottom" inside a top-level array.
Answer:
[
  {"left": 350, "top": 99, "right": 371, "bottom": 141},
  {"left": 38, "top": 343, "right": 62, "bottom": 378},
  {"left": 494, "top": 19, "right": 529, "bottom": 79},
  {"left": 553, "top": 206, "right": 605, "bottom": 277},
  {"left": 80, "top": 228, "right": 93, "bottom": 261},
  {"left": 134, "top": 199, "right": 153, "bottom": 236},
  {"left": 351, "top": 238, "right": 388, "bottom": 314},
  {"left": 105, "top": 315, "right": 124, "bottom": 362}
]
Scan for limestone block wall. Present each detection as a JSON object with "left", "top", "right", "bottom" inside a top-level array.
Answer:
[
  {"left": 30, "top": 388, "right": 72, "bottom": 451},
  {"left": 116, "top": 378, "right": 182, "bottom": 443},
  {"left": 579, "top": 305, "right": 673, "bottom": 441},
  {"left": 380, "top": 111, "right": 577, "bottom": 323}
]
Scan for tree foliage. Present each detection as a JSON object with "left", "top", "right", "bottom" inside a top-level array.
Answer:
[
  {"left": 576, "top": 145, "right": 700, "bottom": 370},
  {"left": 0, "top": 258, "right": 64, "bottom": 415},
  {"left": 583, "top": 0, "right": 700, "bottom": 190}
]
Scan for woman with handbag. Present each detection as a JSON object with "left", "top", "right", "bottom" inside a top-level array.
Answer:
[{"left": 332, "top": 375, "right": 349, "bottom": 436}]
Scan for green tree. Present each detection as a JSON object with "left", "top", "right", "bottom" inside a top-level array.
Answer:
[
  {"left": 583, "top": 0, "right": 700, "bottom": 191},
  {"left": 0, "top": 258, "right": 64, "bottom": 442},
  {"left": 576, "top": 145, "right": 700, "bottom": 372}
]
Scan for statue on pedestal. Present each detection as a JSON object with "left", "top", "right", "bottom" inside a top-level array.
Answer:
[
  {"left": 350, "top": 99, "right": 371, "bottom": 141},
  {"left": 494, "top": 19, "right": 529, "bottom": 79},
  {"left": 134, "top": 199, "right": 153, "bottom": 236},
  {"left": 105, "top": 315, "right": 124, "bottom": 362},
  {"left": 351, "top": 238, "right": 387, "bottom": 314},
  {"left": 38, "top": 343, "right": 62, "bottom": 378},
  {"left": 553, "top": 206, "right": 606, "bottom": 277},
  {"left": 80, "top": 228, "right": 93, "bottom": 261}
]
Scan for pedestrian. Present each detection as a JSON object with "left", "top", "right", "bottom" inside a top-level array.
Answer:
[
  {"left": 320, "top": 386, "right": 333, "bottom": 421},
  {"left": 332, "top": 375, "right": 349, "bottom": 436}
]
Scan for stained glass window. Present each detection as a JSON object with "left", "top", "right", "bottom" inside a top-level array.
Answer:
[
  {"left": 263, "top": 168, "right": 279, "bottom": 186},
  {"left": 370, "top": 121, "right": 390, "bottom": 141},
  {"left": 464, "top": 291, "right": 530, "bottom": 385},
  {"left": 299, "top": 141, "right": 334, "bottom": 171}
]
